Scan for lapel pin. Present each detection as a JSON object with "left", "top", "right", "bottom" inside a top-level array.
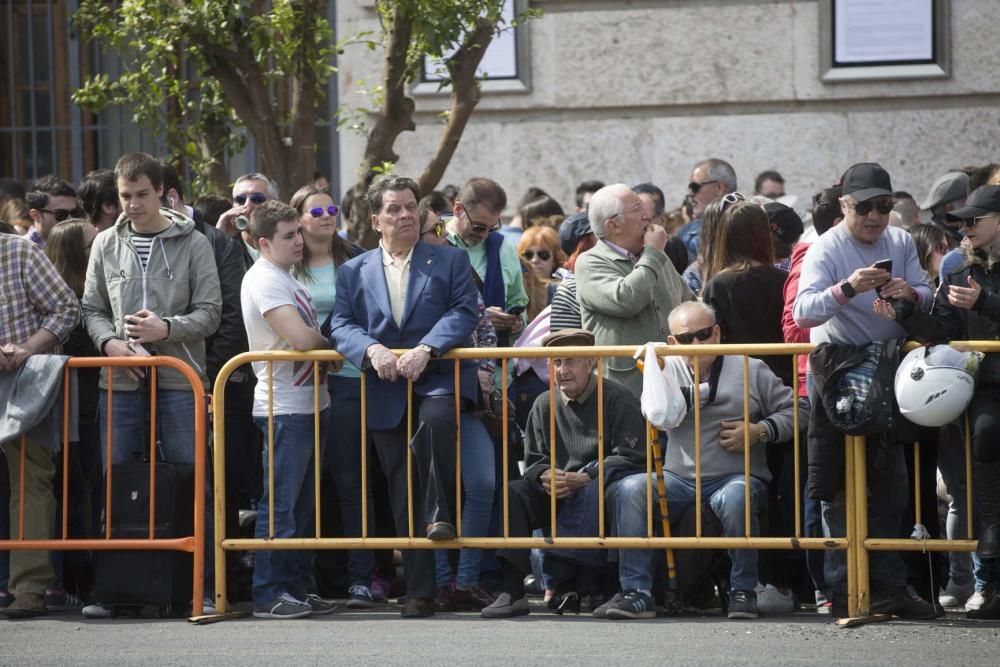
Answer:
[{"left": 426, "top": 259, "right": 433, "bottom": 264}]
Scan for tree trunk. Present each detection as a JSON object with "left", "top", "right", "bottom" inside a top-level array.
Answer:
[
  {"left": 348, "top": 4, "right": 417, "bottom": 248},
  {"left": 417, "top": 19, "right": 495, "bottom": 196}
]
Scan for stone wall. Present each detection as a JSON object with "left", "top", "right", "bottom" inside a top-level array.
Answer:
[{"left": 336, "top": 0, "right": 1000, "bottom": 214}]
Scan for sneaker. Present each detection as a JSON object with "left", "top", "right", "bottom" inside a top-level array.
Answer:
[
  {"left": 304, "top": 594, "right": 337, "bottom": 616},
  {"left": 201, "top": 598, "right": 217, "bottom": 615},
  {"left": 3, "top": 591, "right": 47, "bottom": 618},
  {"left": 815, "top": 590, "right": 832, "bottom": 614},
  {"left": 727, "top": 589, "right": 759, "bottom": 619},
  {"left": 966, "top": 590, "right": 986, "bottom": 612},
  {"left": 939, "top": 581, "right": 973, "bottom": 608},
  {"left": 756, "top": 584, "right": 795, "bottom": 614},
  {"left": 347, "top": 585, "right": 375, "bottom": 610},
  {"left": 0, "top": 589, "right": 14, "bottom": 611},
  {"left": 44, "top": 588, "right": 84, "bottom": 613},
  {"left": 370, "top": 573, "right": 390, "bottom": 603},
  {"left": 252, "top": 593, "right": 313, "bottom": 619},
  {"left": 592, "top": 591, "right": 624, "bottom": 619},
  {"left": 82, "top": 604, "right": 112, "bottom": 619},
  {"left": 480, "top": 592, "right": 529, "bottom": 619},
  {"left": 605, "top": 589, "right": 656, "bottom": 620}
]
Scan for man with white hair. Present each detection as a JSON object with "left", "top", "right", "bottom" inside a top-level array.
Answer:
[{"left": 574, "top": 184, "right": 693, "bottom": 398}]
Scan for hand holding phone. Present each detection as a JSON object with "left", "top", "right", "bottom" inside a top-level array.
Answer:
[{"left": 873, "top": 258, "right": 893, "bottom": 274}]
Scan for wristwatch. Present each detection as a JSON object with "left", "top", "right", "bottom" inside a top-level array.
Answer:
[
  {"left": 839, "top": 280, "right": 857, "bottom": 298},
  {"left": 756, "top": 424, "right": 769, "bottom": 444},
  {"left": 416, "top": 343, "right": 435, "bottom": 357}
]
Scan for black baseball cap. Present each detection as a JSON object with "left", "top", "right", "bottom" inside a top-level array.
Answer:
[
  {"left": 763, "top": 202, "right": 804, "bottom": 245},
  {"left": 946, "top": 185, "right": 1000, "bottom": 221},
  {"left": 558, "top": 212, "right": 593, "bottom": 255},
  {"left": 841, "top": 163, "right": 894, "bottom": 202}
]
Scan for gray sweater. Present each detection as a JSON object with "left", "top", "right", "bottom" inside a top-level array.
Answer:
[{"left": 664, "top": 356, "right": 795, "bottom": 482}]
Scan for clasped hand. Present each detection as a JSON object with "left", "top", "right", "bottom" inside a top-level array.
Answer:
[
  {"left": 539, "top": 468, "right": 590, "bottom": 499},
  {"left": 367, "top": 343, "right": 431, "bottom": 382}
]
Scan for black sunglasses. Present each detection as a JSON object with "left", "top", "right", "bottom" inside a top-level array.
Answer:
[
  {"left": 308, "top": 205, "right": 339, "bottom": 218},
  {"left": 41, "top": 208, "right": 83, "bottom": 222},
  {"left": 457, "top": 201, "right": 500, "bottom": 234},
  {"left": 689, "top": 180, "right": 719, "bottom": 194},
  {"left": 422, "top": 222, "right": 446, "bottom": 238},
  {"left": 522, "top": 249, "right": 551, "bottom": 261},
  {"left": 851, "top": 199, "right": 895, "bottom": 216},
  {"left": 234, "top": 192, "right": 269, "bottom": 206},
  {"left": 673, "top": 325, "right": 715, "bottom": 345}
]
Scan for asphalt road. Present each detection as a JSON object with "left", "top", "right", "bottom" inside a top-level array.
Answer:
[{"left": 2, "top": 605, "right": 998, "bottom": 666}]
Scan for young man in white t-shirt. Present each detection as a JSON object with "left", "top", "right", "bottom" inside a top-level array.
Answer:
[{"left": 241, "top": 199, "right": 334, "bottom": 619}]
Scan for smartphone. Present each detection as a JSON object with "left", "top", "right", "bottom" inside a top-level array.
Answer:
[
  {"left": 507, "top": 305, "right": 526, "bottom": 316},
  {"left": 873, "top": 258, "right": 893, "bottom": 273},
  {"left": 128, "top": 341, "right": 151, "bottom": 356}
]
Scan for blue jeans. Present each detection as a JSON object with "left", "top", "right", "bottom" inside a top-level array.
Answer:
[
  {"left": 820, "top": 439, "right": 909, "bottom": 594},
  {"left": 252, "top": 411, "right": 327, "bottom": 605},
  {"left": 98, "top": 389, "right": 214, "bottom": 585},
  {"left": 435, "top": 414, "right": 496, "bottom": 588},
  {"left": 615, "top": 470, "right": 767, "bottom": 593},
  {"left": 324, "top": 375, "right": 374, "bottom": 588}
]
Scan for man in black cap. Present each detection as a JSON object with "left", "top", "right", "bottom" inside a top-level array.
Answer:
[
  {"left": 481, "top": 328, "right": 646, "bottom": 618},
  {"left": 793, "top": 162, "right": 938, "bottom": 619},
  {"left": 921, "top": 171, "right": 969, "bottom": 244}
]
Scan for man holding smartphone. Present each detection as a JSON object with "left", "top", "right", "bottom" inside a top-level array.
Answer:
[
  {"left": 81, "top": 152, "right": 221, "bottom": 616},
  {"left": 793, "top": 162, "right": 937, "bottom": 620}
]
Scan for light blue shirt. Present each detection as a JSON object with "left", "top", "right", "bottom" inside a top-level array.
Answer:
[{"left": 298, "top": 262, "right": 361, "bottom": 379}]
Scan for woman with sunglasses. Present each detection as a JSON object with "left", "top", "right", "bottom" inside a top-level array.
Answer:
[
  {"left": 875, "top": 185, "right": 1000, "bottom": 619},
  {"left": 517, "top": 226, "right": 566, "bottom": 322},
  {"left": 288, "top": 184, "right": 379, "bottom": 608}
]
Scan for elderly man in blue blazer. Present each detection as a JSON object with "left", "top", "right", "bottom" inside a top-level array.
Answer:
[{"left": 329, "top": 175, "right": 479, "bottom": 618}]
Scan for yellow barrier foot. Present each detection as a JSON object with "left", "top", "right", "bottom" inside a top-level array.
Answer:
[
  {"left": 834, "top": 613, "right": 892, "bottom": 628},
  {"left": 188, "top": 611, "right": 251, "bottom": 624}
]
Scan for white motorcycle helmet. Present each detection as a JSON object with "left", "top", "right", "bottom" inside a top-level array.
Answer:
[{"left": 895, "top": 345, "right": 982, "bottom": 427}]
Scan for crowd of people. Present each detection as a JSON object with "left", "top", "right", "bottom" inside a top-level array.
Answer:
[{"left": 1, "top": 151, "right": 1000, "bottom": 625}]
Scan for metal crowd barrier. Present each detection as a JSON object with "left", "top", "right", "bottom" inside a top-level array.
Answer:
[
  {"left": 212, "top": 343, "right": 856, "bottom": 616},
  {"left": 0, "top": 356, "right": 208, "bottom": 617}
]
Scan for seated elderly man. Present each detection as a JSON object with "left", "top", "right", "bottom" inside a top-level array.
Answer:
[
  {"left": 482, "top": 328, "right": 647, "bottom": 618},
  {"left": 609, "top": 301, "right": 795, "bottom": 620}
]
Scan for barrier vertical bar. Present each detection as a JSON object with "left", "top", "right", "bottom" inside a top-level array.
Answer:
[
  {"left": 407, "top": 379, "right": 414, "bottom": 539},
  {"left": 965, "top": 411, "right": 973, "bottom": 539},
  {"left": 213, "top": 364, "right": 229, "bottom": 614},
  {"left": 854, "top": 435, "right": 871, "bottom": 616},
  {"left": 597, "top": 355, "right": 605, "bottom": 538},
  {"left": 61, "top": 367, "right": 70, "bottom": 539},
  {"left": 149, "top": 366, "right": 158, "bottom": 540},
  {"left": 743, "top": 355, "right": 751, "bottom": 537},
  {"left": 361, "top": 373, "right": 369, "bottom": 538},
  {"left": 17, "top": 436, "right": 26, "bottom": 540},
  {"left": 105, "top": 371, "right": 114, "bottom": 539},
  {"left": 792, "top": 354, "right": 801, "bottom": 537},
  {"left": 913, "top": 441, "right": 922, "bottom": 527},
  {"left": 645, "top": 421, "right": 653, "bottom": 538},
  {"left": 845, "top": 434, "right": 858, "bottom": 618},
  {"left": 454, "top": 361, "right": 462, "bottom": 538},
  {"left": 191, "top": 364, "right": 206, "bottom": 618},
  {"left": 693, "top": 355, "right": 702, "bottom": 537},
  {"left": 267, "top": 361, "right": 275, "bottom": 539},
  {"left": 314, "top": 361, "right": 322, "bottom": 538},
  {"left": 549, "top": 356, "right": 557, "bottom": 538},
  {"left": 502, "top": 357, "right": 510, "bottom": 538}
]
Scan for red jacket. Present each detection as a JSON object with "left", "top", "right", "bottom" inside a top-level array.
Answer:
[{"left": 782, "top": 243, "right": 811, "bottom": 397}]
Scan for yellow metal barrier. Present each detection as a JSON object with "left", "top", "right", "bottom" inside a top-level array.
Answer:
[
  {"left": 0, "top": 356, "right": 208, "bottom": 617},
  {"left": 211, "top": 342, "right": 860, "bottom": 615}
]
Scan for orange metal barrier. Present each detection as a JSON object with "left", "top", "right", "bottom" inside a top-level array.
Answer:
[{"left": 0, "top": 356, "right": 207, "bottom": 617}]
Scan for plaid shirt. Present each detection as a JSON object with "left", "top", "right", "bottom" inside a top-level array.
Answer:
[{"left": 0, "top": 233, "right": 79, "bottom": 347}]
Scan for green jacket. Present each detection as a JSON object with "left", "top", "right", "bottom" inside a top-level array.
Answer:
[
  {"left": 82, "top": 208, "right": 222, "bottom": 390},
  {"left": 575, "top": 240, "right": 694, "bottom": 397}
]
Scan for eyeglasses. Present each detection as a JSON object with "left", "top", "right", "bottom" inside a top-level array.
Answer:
[
  {"left": 962, "top": 213, "right": 1000, "bottom": 229},
  {"left": 689, "top": 180, "right": 719, "bottom": 194},
  {"left": 673, "top": 325, "right": 715, "bottom": 345},
  {"left": 234, "top": 192, "right": 268, "bottom": 206},
  {"left": 422, "top": 222, "right": 446, "bottom": 238},
  {"left": 850, "top": 198, "right": 895, "bottom": 216},
  {"left": 40, "top": 208, "right": 83, "bottom": 222},
  {"left": 719, "top": 192, "right": 746, "bottom": 212},
  {"left": 458, "top": 204, "right": 500, "bottom": 235},
  {"left": 522, "top": 249, "right": 552, "bottom": 261},
  {"left": 934, "top": 242, "right": 950, "bottom": 254},
  {"left": 308, "top": 205, "right": 339, "bottom": 218}
]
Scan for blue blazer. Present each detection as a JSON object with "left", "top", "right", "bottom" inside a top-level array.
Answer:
[{"left": 329, "top": 241, "right": 479, "bottom": 430}]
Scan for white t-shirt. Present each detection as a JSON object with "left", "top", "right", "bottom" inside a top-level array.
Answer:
[{"left": 242, "top": 258, "right": 330, "bottom": 417}]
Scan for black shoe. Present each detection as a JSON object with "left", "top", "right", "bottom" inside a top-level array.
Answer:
[
  {"left": 605, "top": 589, "right": 656, "bottom": 620},
  {"left": 426, "top": 522, "right": 456, "bottom": 541},
  {"left": 552, "top": 592, "right": 580, "bottom": 616},
  {"left": 592, "top": 592, "right": 623, "bottom": 619},
  {"left": 727, "top": 590, "right": 759, "bottom": 619},
  {"left": 400, "top": 596, "right": 435, "bottom": 618},
  {"left": 967, "top": 589, "right": 1000, "bottom": 620},
  {"left": 872, "top": 587, "right": 942, "bottom": 620}
]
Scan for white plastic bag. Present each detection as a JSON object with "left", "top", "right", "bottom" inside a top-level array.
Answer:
[{"left": 639, "top": 343, "right": 689, "bottom": 430}]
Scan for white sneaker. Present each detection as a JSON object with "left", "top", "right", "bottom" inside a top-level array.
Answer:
[
  {"left": 965, "top": 590, "right": 986, "bottom": 612},
  {"left": 82, "top": 604, "right": 112, "bottom": 619},
  {"left": 756, "top": 583, "right": 795, "bottom": 614},
  {"left": 938, "top": 581, "right": 973, "bottom": 608}
]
